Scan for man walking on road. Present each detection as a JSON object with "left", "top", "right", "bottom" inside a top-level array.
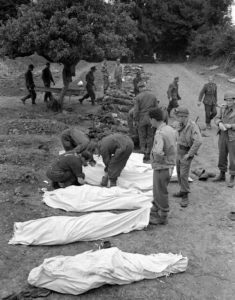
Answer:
[
  {"left": 149, "top": 108, "right": 177, "bottom": 225},
  {"left": 79, "top": 66, "right": 96, "bottom": 105},
  {"left": 198, "top": 75, "right": 217, "bottom": 129},
  {"left": 167, "top": 77, "right": 181, "bottom": 117},
  {"left": 42, "top": 62, "right": 55, "bottom": 102},
  {"left": 213, "top": 91, "right": 235, "bottom": 188},
  {"left": 114, "top": 58, "right": 123, "bottom": 90},
  {"left": 21, "top": 64, "right": 37, "bottom": 105},
  {"left": 133, "top": 83, "right": 159, "bottom": 162},
  {"left": 173, "top": 107, "right": 202, "bottom": 207}
]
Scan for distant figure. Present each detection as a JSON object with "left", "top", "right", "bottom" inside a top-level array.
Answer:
[
  {"left": 186, "top": 55, "right": 190, "bottom": 62},
  {"left": 133, "top": 70, "right": 142, "bottom": 96},
  {"left": 101, "top": 58, "right": 110, "bottom": 94},
  {"left": 42, "top": 62, "right": 55, "bottom": 102},
  {"left": 114, "top": 58, "right": 123, "bottom": 89},
  {"left": 79, "top": 66, "right": 96, "bottom": 105},
  {"left": 198, "top": 75, "right": 217, "bottom": 129},
  {"left": 153, "top": 52, "right": 157, "bottom": 63},
  {"left": 167, "top": 77, "right": 181, "bottom": 117},
  {"left": 21, "top": 64, "right": 37, "bottom": 105},
  {"left": 46, "top": 151, "right": 93, "bottom": 189}
]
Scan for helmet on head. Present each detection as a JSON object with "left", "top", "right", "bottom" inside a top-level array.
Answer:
[{"left": 224, "top": 91, "right": 235, "bottom": 100}]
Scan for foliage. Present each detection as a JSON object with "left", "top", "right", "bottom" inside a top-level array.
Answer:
[
  {"left": 121, "top": 0, "right": 233, "bottom": 60},
  {"left": 0, "top": 0, "right": 30, "bottom": 23},
  {"left": 0, "top": 0, "right": 137, "bottom": 65}
]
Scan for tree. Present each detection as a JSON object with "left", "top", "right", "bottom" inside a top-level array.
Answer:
[
  {"left": 0, "top": 0, "right": 30, "bottom": 23},
  {"left": 0, "top": 0, "right": 137, "bottom": 110}
]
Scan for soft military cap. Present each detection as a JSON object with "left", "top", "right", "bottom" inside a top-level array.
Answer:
[
  {"left": 175, "top": 107, "right": 189, "bottom": 116},
  {"left": 224, "top": 91, "right": 235, "bottom": 100}
]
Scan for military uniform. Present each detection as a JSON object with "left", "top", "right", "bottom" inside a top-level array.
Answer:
[
  {"left": 214, "top": 99, "right": 235, "bottom": 185},
  {"left": 46, "top": 154, "right": 85, "bottom": 188},
  {"left": 133, "top": 74, "right": 141, "bottom": 96},
  {"left": 151, "top": 123, "right": 177, "bottom": 216},
  {"left": 61, "top": 128, "right": 89, "bottom": 153},
  {"left": 198, "top": 82, "right": 217, "bottom": 127},
  {"left": 114, "top": 63, "right": 123, "bottom": 89},
  {"left": 42, "top": 65, "right": 55, "bottom": 102},
  {"left": 21, "top": 66, "right": 36, "bottom": 104},
  {"left": 175, "top": 108, "right": 202, "bottom": 206},
  {"left": 99, "top": 133, "right": 134, "bottom": 186},
  {"left": 133, "top": 91, "right": 159, "bottom": 159},
  {"left": 80, "top": 67, "right": 96, "bottom": 105},
  {"left": 167, "top": 79, "right": 181, "bottom": 116}
]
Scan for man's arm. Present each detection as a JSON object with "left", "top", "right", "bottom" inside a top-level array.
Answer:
[
  {"left": 167, "top": 84, "right": 173, "bottom": 100},
  {"left": 133, "top": 96, "right": 140, "bottom": 122},
  {"left": 187, "top": 124, "right": 202, "bottom": 157},
  {"left": 198, "top": 85, "right": 206, "bottom": 103}
]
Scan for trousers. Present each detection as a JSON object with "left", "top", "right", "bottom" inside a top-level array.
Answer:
[
  {"left": 152, "top": 169, "right": 171, "bottom": 213},
  {"left": 22, "top": 88, "right": 36, "bottom": 104},
  {"left": 204, "top": 104, "right": 217, "bottom": 125},
  {"left": 167, "top": 99, "right": 179, "bottom": 115},
  {"left": 138, "top": 124, "right": 154, "bottom": 153},
  {"left": 176, "top": 152, "right": 193, "bottom": 193},
  {"left": 218, "top": 132, "right": 235, "bottom": 175},
  {"left": 81, "top": 85, "right": 95, "bottom": 104},
  {"left": 106, "top": 143, "right": 133, "bottom": 180}
]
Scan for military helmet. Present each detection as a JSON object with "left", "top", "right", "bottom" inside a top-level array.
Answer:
[{"left": 224, "top": 91, "right": 235, "bottom": 100}]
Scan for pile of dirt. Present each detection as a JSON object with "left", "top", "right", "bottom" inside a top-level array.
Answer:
[{"left": 1, "top": 119, "right": 69, "bottom": 135}]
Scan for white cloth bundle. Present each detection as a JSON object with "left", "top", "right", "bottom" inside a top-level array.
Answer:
[
  {"left": 43, "top": 185, "right": 152, "bottom": 212},
  {"left": 84, "top": 153, "right": 191, "bottom": 189},
  {"left": 9, "top": 208, "right": 150, "bottom": 246},
  {"left": 28, "top": 247, "right": 188, "bottom": 295},
  {"left": 84, "top": 153, "right": 153, "bottom": 190}
]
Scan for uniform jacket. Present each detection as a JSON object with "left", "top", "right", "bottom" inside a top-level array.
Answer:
[
  {"left": 61, "top": 128, "right": 89, "bottom": 153},
  {"left": 214, "top": 104, "right": 235, "bottom": 141},
  {"left": 99, "top": 133, "right": 133, "bottom": 167},
  {"left": 198, "top": 82, "right": 217, "bottom": 105},
  {"left": 167, "top": 82, "right": 180, "bottom": 100},
  {"left": 25, "top": 70, "right": 35, "bottom": 89},
  {"left": 42, "top": 67, "right": 54, "bottom": 86},
  {"left": 177, "top": 120, "right": 202, "bottom": 157},
  {"left": 133, "top": 91, "right": 159, "bottom": 126},
  {"left": 86, "top": 71, "right": 95, "bottom": 88},
  {"left": 50, "top": 154, "right": 84, "bottom": 179},
  {"left": 151, "top": 123, "right": 177, "bottom": 170}
]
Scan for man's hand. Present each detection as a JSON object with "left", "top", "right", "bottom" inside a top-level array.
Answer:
[
  {"left": 219, "top": 122, "right": 227, "bottom": 131},
  {"left": 77, "top": 177, "right": 85, "bottom": 185},
  {"left": 224, "top": 124, "right": 232, "bottom": 129}
]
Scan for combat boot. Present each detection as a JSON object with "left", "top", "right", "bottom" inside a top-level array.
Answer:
[
  {"left": 149, "top": 211, "right": 168, "bottom": 225},
  {"left": 180, "top": 194, "right": 189, "bottom": 208},
  {"left": 213, "top": 171, "right": 226, "bottom": 182},
  {"left": 227, "top": 175, "right": 235, "bottom": 188}
]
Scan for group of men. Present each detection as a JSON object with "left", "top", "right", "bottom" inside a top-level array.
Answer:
[{"left": 21, "top": 63, "right": 55, "bottom": 105}]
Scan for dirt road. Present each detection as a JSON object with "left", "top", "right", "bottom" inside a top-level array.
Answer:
[{"left": 0, "top": 62, "right": 234, "bottom": 300}]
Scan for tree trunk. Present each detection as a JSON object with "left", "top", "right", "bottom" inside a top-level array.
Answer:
[{"left": 58, "top": 63, "right": 76, "bottom": 111}]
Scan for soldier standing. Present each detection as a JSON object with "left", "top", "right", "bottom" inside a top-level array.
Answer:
[
  {"left": 198, "top": 76, "right": 217, "bottom": 129},
  {"left": 213, "top": 91, "right": 235, "bottom": 188},
  {"left": 149, "top": 108, "right": 177, "bottom": 225},
  {"left": 173, "top": 107, "right": 202, "bottom": 207},
  {"left": 133, "top": 83, "right": 159, "bottom": 162},
  {"left": 21, "top": 64, "right": 37, "bottom": 105},
  {"left": 114, "top": 58, "right": 123, "bottom": 89},
  {"left": 133, "top": 70, "right": 142, "bottom": 96},
  {"left": 167, "top": 77, "right": 181, "bottom": 117}
]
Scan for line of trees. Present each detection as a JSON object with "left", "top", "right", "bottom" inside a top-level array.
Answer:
[{"left": 0, "top": 0, "right": 234, "bottom": 108}]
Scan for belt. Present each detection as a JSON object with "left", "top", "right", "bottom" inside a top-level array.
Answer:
[{"left": 178, "top": 144, "right": 190, "bottom": 151}]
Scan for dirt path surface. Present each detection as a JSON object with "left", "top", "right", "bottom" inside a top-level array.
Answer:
[{"left": 0, "top": 62, "right": 234, "bottom": 300}]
